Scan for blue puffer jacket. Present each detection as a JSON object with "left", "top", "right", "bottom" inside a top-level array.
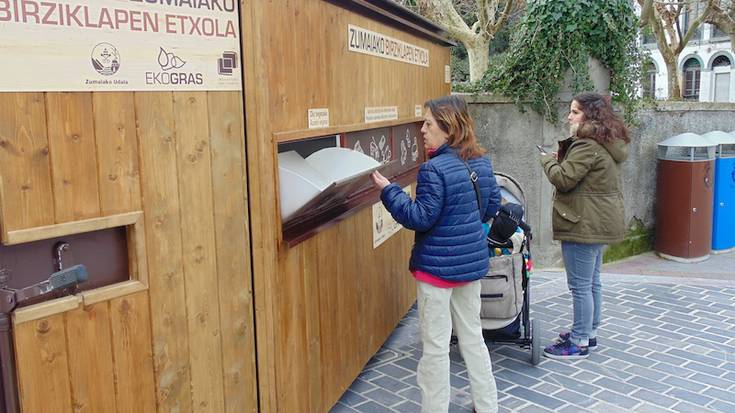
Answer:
[{"left": 381, "top": 143, "right": 501, "bottom": 282}]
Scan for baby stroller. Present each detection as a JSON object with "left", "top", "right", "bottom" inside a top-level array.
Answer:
[{"left": 480, "top": 172, "right": 540, "bottom": 365}]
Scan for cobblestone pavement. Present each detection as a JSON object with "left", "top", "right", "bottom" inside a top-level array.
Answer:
[{"left": 330, "top": 262, "right": 735, "bottom": 413}]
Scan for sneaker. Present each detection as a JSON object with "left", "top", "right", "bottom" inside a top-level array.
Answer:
[
  {"left": 555, "top": 331, "right": 597, "bottom": 350},
  {"left": 544, "top": 338, "right": 589, "bottom": 360}
]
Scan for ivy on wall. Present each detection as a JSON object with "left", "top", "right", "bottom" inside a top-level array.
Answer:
[{"left": 474, "top": 0, "right": 643, "bottom": 123}]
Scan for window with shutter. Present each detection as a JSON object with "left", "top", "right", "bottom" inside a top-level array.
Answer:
[{"left": 682, "top": 59, "right": 701, "bottom": 100}]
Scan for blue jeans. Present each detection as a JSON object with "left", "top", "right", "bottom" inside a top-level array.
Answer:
[{"left": 561, "top": 241, "right": 604, "bottom": 347}]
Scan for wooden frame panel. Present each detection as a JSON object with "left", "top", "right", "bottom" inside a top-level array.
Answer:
[
  {"left": 65, "top": 303, "right": 117, "bottom": 413},
  {"left": 172, "top": 91, "right": 226, "bottom": 411},
  {"left": 2, "top": 211, "right": 141, "bottom": 245},
  {"left": 109, "top": 291, "right": 157, "bottom": 413},
  {"left": 11, "top": 212, "right": 149, "bottom": 323},
  {"left": 10, "top": 88, "right": 256, "bottom": 412},
  {"left": 0, "top": 93, "right": 54, "bottom": 232},
  {"left": 14, "top": 313, "right": 73, "bottom": 413},
  {"left": 135, "top": 91, "right": 192, "bottom": 412},
  {"left": 92, "top": 92, "right": 142, "bottom": 215},
  {"left": 13, "top": 291, "right": 158, "bottom": 413},
  {"left": 274, "top": 117, "right": 424, "bottom": 143},
  {"left": 45, "top": 93, "right": 101, "bottom": 222},
  {"left": 207, "top": 91, "right": 258, "bottom": 413},
  {"left": 242, "top": 1, "right": 451, "bottom": 411}
]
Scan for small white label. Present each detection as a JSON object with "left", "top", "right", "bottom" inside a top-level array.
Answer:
[
  {"left": 445, "top": 65, "right": 451, "bottom": 84},
  {"left": 365, "top": 106, "right": 399, "bottom": 123},
  {"left": 308, "top": 108, "right": 329, "bottom": 129},
  {"left": 373, "top": 185, "right": 412, "bottom": 248},
  {"left": 415, "top": 105, "right": 423, "bottom": 117}
]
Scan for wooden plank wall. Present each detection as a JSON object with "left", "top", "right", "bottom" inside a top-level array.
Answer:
[
  {"left": 241, "top": 1, "right": 451, "bottom": 411},
  {"left": 0, "top": 90, "right": 257, "bottom": 412}
]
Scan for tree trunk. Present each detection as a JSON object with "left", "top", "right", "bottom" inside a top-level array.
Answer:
[
  {"left": 466, "top": 36, "right": 491, "bottom": 83},
  {"left": 664, "top": 58, "right": 682, "bottom": 100}
]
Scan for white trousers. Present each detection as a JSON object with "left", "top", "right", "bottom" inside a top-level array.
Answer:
[{"left": 416, "top": 280, "right": 498, "bottom": 413}]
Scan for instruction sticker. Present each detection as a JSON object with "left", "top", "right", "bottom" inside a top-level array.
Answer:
[
  {"left": 365, "top": 106, "right": 398, "bottom": 123},
  {"left": 373, "top": 185, "right": 412, "bottom": 248},
  {"left": 308, "top": 108, "right": 329, "bottom": 129}
]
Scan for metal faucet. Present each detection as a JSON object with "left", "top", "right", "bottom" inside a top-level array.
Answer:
[{"left": 54, "top": 242, "right": 70, "bottom": 271}]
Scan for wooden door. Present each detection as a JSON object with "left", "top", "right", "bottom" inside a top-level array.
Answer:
[
  {"left": 655, "top": 161, "right": 693, "bottom": 257},
  {"left": 688, "top": 161, "right": 714, "bottom": 257}
]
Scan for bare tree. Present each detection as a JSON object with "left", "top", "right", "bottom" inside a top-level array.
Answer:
[
  {"left": 397, "top": 0, "right": 520, "bottom": 82},
  {"left": 639, "top": 0, "right": 716, "bottom": 99},
  {"left": 706, "top": 0, "right": 735, "bottom": 50}
]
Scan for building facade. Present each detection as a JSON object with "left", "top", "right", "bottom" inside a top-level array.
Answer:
[{"left": 644, "top": 22, "right": 734, "bottom": 102}]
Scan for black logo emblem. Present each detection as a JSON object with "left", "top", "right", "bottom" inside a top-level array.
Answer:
[
  {"left": 218, "top": 51, "right": 238, "bottom": 75},
  {"left": 91, "top": 43, "right": 120, "bottom": 76},
  {"left": 158, "top": 47, "right": 186, "bottom": 71}
]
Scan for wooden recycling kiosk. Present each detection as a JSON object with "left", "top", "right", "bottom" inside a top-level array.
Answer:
[{"left": 0, "top": 0, "right": 451, "bottom": 412}]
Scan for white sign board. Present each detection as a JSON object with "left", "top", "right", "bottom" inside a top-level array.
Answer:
[
  {"left": 445, "top": 65, "right": 451, "bottom": 84},
  {"left": 373, "top": 186, "right": 412, "bottom": 248},
  {"left": 348, "top": 24, "right": 429, "bottom": 67},
  {"left": 0, "top": 0, "right": 242, "bottom": 91},
  {"left": 308, "top": 108, "right": 329, "bottom": 129},
  {"left": 415, "top": 104, "right": 423, "bottom": 118},
  {"left": 365, "top": 106, "right": 398, "bottom": 123}
]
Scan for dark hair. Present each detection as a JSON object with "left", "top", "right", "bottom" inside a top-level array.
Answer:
[
  {"left": 424, "top": 95, "right": 486, "bottom": 160},
  {"left": 572, "top": 92, "right": 630, "bottom": 144}
]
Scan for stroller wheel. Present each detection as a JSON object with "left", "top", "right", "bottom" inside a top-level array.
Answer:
[{"left": 530, "top": 318, "right": 541, "bottom": 366}]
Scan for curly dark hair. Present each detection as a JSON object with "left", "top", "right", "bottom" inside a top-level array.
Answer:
[{"left": 573, "top": 92, "right": 630, "bottom": 144}]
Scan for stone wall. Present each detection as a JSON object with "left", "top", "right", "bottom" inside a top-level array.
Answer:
[{"left": 467, "top": 95, "right": 735, "bottom": 267}]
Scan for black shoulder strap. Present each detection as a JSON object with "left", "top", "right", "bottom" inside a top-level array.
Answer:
[{"left": 463, "top": 161, "right": 482, "bottom": 212}]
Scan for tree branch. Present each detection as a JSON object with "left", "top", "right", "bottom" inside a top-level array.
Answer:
[
  {"left": 651, "top": 3, "right": 676, "bottom": 62},
  {"left": 674, "top": 2, "right": 684, "bottom": 45},
  {"left": 639, "top": 0, "right": 654, "bottom": 26},
  {"left": 419, "top": 0, "right": 473, "bottom": 42},
  {"left": 476, "top": 0, "right": 490, "bottom": 35},
  {"left": 678, "top": 0, "right": 715, "bottom": 52},
  {"left": 705, "top": 0, "right": 735, "bottom": 34},
  {"left": 490, "top": 0, "right": 515, "bottom": 34},
  {"left": 656, "top": 3, "right": 680, "bottom": 50}
]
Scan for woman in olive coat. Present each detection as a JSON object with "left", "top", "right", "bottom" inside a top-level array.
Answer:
[{"left": 540, "top": 92, "right": 629, "bottom": 360}]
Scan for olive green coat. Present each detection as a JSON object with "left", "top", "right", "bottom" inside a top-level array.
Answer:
[{"left": 540, "top": 135, "right": 628, "bottom": 244}]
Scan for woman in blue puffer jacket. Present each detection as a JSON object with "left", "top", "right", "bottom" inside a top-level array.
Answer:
[{"left": 371, "top": 95, "right": 501, "bottom": 413}]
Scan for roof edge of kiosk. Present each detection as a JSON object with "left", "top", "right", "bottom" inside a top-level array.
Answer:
[{"left": 329, "top": 0, "right": 457, "bottom": 47}]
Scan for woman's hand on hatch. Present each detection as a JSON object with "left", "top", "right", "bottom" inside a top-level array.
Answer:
[{"left": 371, "top": 170, "right": 390, "bottom": 189}]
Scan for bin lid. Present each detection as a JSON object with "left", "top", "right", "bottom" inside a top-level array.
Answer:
[
  {"left": 305, "top": 147, "right": 380, "bottom": 184},
  {"left": 701, "top": 131, "right": 735, "bottom": 145},
  {"left": 657, "top": 133, "right": 716, "bottom": 148}
]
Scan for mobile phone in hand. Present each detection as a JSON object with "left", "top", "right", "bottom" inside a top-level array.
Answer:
[{"left": 536, "top": 145, "right": 547, "bottom": 154}]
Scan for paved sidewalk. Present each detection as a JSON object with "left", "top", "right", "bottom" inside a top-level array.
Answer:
[{"left": 331, "top": 251, "right": 735, "bottom": 413}]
